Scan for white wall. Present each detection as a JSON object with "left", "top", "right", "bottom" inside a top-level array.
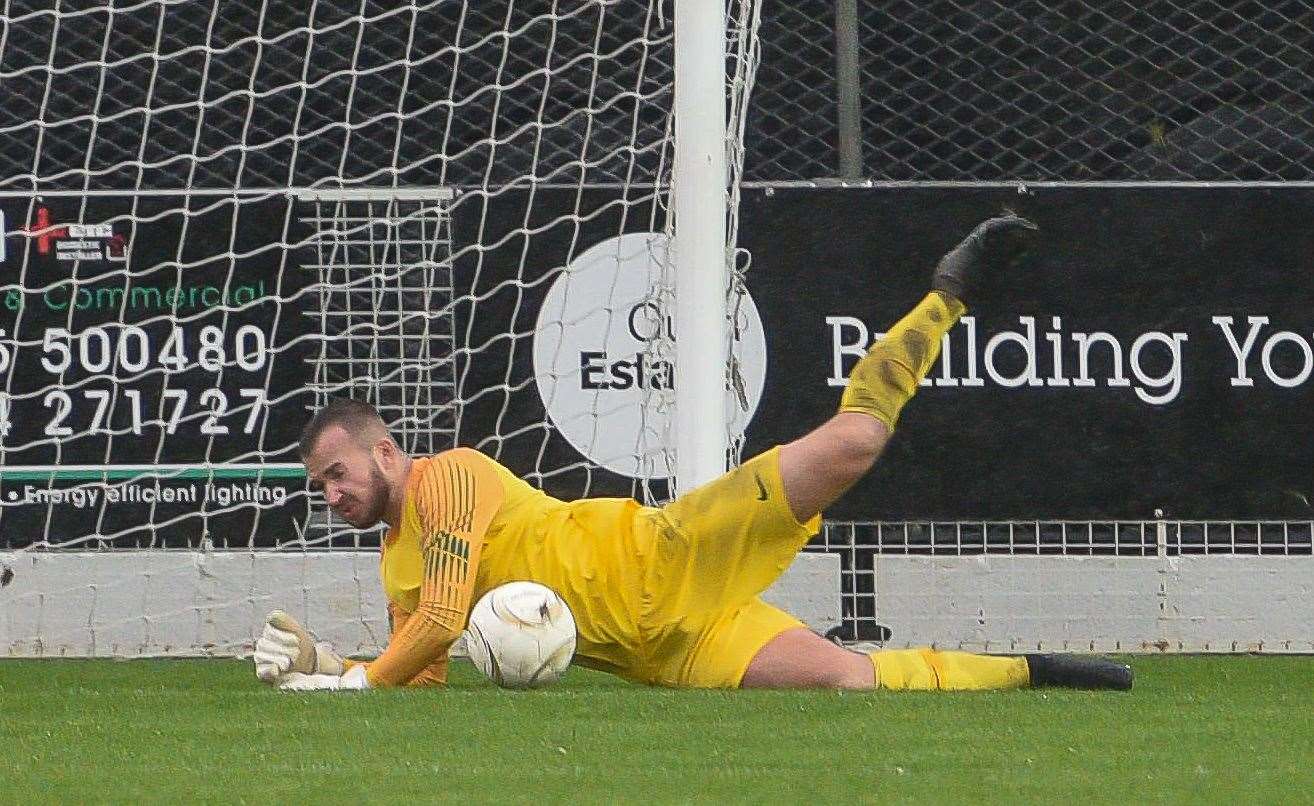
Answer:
[
  {"left": 0, "top": 550, "right": 389, "bottom": 657},
  {"left": 4, "top": 550, "right": 1307, "bottom": 657},
  {"left": 0, "top": 550, "right": 841, "bottom": 658},
  {"left": 870, "top": 555, "right": 1313, "bottom": 653}
]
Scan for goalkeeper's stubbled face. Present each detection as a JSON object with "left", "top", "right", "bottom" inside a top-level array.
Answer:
[{"left": 304, "top": 424, "right": 392, "bottom": 528}]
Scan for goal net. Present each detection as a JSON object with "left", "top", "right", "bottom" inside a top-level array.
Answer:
[{"left": 0, "top": 1, "right": 763, "bottom": 656}]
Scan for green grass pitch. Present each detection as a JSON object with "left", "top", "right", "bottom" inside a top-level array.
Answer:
[{"left": 1, "top": 656, "right": 1310, "bottom": 804}]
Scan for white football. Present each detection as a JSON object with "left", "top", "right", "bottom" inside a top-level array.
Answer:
[{"left": 464, "top": 581, "right": 576, "bottom": 689}]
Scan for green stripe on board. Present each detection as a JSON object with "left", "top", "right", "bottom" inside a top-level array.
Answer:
[{"left": 0, "top": 468, "right": 306, "bottom": 481}]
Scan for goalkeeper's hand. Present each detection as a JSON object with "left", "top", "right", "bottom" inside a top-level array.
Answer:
[
  {"left": 931, "top": 214, "right": 1038, "bottom": 306},
  {"left": 279, "top": 665, "right": 370, "bottom": 692},
  {"left": 253, "top": 610, "right": 346, "bottom": 684}
]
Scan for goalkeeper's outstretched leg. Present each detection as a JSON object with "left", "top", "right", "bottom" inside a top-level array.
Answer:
[
  {"left": 734, "top": 214, "right": 1130, "bottom": 692},
  {"left": 740, "top": 626, "right": 1133, "bottom": 691},
  {"left": 776, "top": 214, "right": 1036, "bottom": 528}
]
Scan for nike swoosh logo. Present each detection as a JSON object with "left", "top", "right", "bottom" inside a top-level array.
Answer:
[{"left": 754, "top": 473, "right": 768, "bottom": 501}]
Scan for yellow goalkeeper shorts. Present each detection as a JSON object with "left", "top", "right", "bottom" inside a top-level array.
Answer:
[{"left": 632, "top": 447, "right": 821, "bottom": 688}]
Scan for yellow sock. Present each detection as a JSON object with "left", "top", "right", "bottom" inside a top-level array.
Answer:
[
  {"left": 839, "top": 291, "right": 965, "bottom": 429},
  {"left": 870, "top": 648, "right": 1030, "bottom": 691}
]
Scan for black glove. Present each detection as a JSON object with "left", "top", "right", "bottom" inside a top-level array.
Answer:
[{"left": 931, "top": 214, "right": 1038, "bottom": 306}]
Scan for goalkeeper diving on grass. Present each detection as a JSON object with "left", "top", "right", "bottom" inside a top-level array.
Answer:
[{"left": 255, "top": 215, "right": 1133, "bottom": 693}]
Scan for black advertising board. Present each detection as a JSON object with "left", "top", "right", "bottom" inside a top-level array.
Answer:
[
  {"left": 0, "top": 194, "right": 314, "bottom": 547},
  {"left": 739, "top": 184, "right": 1314, "bottom": 520},
  {"left": 458, "top": 184, "right": 1314, "bottom": 521},
  {"left": 4, "top": 184, "right": 1308, "bottom": 551}
]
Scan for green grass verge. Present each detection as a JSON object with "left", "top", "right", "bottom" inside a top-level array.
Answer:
[{"left": 1, "top": 656, "right": 1309, "bottom": 804}]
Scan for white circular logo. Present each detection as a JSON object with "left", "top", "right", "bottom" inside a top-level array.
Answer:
[{"left": 533, "top": 232, "right": 766, "bottom": 479}]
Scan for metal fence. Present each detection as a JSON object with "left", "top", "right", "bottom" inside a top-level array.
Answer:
[
  {"left": 812, "top": 519, "right": 1314, "bottom": 641},
  {"left": 814, "top": 518, "right": 1314, "bottom": 558},
  {"left": 751, "top": 0, "right": 1314, "bottom": 181},
  {"left": 5, "top": 2, "right": 1312, "bottom": 188}
]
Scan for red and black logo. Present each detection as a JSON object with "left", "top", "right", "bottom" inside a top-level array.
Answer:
[{"left": 25, "top": 205, "right": 68, "bottom": 256}]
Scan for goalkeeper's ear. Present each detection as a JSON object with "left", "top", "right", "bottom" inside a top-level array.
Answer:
[{"left": 370, "top": 433, "right": 408, "bottom": 478}]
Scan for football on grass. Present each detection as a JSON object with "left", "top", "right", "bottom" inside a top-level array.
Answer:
[{"left": 464, "top": 581, "right": 576, "bottom": 689}]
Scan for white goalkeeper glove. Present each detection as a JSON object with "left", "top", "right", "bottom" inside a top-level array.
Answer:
[
  {"left": 253, "top": 610, "right": 346, "bottom": 684},
  {"left": 279, "top": 664, "right": 370, "bottom": 692}
]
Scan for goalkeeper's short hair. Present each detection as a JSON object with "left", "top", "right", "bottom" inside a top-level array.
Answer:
[{"left": 298, "top": 397, "right": 393, "bottom": 456}]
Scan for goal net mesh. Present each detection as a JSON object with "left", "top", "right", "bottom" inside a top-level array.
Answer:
[{"left": 0, "top": 0, "right": 762, "bottom": 655}]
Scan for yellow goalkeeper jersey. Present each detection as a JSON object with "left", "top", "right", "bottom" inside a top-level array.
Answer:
[{"left": 368, "top": 448, "right": 650, "bottom": 686}]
